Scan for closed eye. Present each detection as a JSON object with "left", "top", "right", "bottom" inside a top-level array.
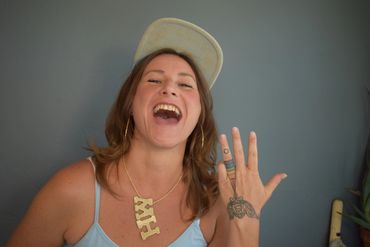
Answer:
[
  {"left": 179, "top": 83, "right": 194, "bottom": 89},
  {"left": 148, "top": 79, "right": 161, "bottom": 83}
]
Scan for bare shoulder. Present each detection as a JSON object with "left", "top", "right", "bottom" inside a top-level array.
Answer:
[
  {"left": 34, "top": 159, "right": 96, "bottom": 209},
  {"left": 46, "top": 159, "right": 95, "bottom": 198},
  {"left": 6, "top": 159, "right": 95, "bottom": 247}
]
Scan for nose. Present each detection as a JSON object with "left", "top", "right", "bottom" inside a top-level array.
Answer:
[{"left": 161, "top": 81, "right": 177, "bottom": 97}]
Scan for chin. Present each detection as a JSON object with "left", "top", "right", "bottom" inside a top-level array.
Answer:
[{"left": 152, "top": 136, "right": 187, "bottom": 150}]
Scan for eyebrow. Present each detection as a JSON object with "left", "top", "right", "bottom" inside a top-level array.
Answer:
[
  {"left": 178, "top": 72, "right": 196, "bottom": 82},
  {"left": 144, "top": 69, "right": 164, "bottom": 76},
  {"left": 144, "top": 70, "right": 196, "bottom": 81}
]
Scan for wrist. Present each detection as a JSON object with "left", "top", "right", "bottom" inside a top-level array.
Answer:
[
  {"left": 230, "top": 215, "right": 260, "bottom": 231},
  {"left": 228, "top": 218, "right": 260, "bottom": 247}
]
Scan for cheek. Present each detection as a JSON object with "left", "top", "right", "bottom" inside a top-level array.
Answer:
[
  {"left": 132, "top": 85, "right": 150, "bottom": 109},
  {"left": 188, "top": 94, "right": 202, "bottom": 118}
]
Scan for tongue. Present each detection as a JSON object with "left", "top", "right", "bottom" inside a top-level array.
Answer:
[{"left": 154, "top": 110, "right": 179, "bottom": 124}]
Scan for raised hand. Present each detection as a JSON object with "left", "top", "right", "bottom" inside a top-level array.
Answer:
[{"left": 218, "top": 127, "right": 287, "bottom": 221}]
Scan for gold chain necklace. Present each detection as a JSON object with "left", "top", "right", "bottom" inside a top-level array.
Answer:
[{"left": 123, "top": 160, "right": 183, "bottom": 240}]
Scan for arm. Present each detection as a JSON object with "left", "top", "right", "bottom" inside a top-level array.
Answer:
[
  {"left": 6, "top": 161, "right": 93, "bottom": 247},
  {"left": 217, "top": 127, "right": 287, "bottom": 247}
]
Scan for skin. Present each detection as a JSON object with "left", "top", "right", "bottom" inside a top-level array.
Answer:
[
  {"left": 6, "top": 54, "right": 286, "bottom": 247},
  {"left": 218, "top": 128, "right": 287, "bottom": 246},
  {"left": 131, "top": 53, "right": 201, "bottom": 150}
]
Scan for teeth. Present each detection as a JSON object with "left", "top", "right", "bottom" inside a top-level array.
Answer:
[{"left": 154, "top": 104, "right": 181, "bottom": 116}]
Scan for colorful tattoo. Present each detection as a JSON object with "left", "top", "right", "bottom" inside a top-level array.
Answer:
[{"left": 227, "top": 193, "right": 259, "bottom": 220}]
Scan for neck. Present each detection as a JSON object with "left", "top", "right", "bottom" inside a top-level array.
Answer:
[{"left": 121, "top": 136, "right": 186, "bottom": 197}]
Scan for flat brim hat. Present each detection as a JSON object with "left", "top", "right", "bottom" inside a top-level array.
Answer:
[{"left": 133, "top": 17, "right": 223, "bottom": 89}]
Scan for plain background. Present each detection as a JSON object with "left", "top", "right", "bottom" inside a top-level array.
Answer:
[{"left": 1, "top": 0, "right": 369, "bottom": 246}]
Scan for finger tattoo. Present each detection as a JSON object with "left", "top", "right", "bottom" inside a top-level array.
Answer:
[
  {"left": 224, "top": 159, "right": 236, "bottom": 190},
  {"left": 227, "top": 193, "right": 259, "bottom": 220}
]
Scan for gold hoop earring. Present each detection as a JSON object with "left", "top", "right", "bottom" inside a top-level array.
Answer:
[
  {"left": 124, "top": 117, "right": 130, "bottom": 139},
  {"left": 201, "top": 127, "right": 204, "bottom": 148}
]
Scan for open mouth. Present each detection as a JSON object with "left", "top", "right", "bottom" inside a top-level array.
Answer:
[{"left": 153, "top": 103, "right": 182, "bottom": 122}]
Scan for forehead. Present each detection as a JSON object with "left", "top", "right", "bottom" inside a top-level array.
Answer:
[{"left": 143, "top": 54, "right": 196, "bottom": 76}]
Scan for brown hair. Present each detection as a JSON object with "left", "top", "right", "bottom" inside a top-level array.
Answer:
[{"left": 89, "top": 48, "right": 219, "bottom": 218}]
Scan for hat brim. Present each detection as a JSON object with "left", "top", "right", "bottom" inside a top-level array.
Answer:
[{"left": 133, "top": 18, "right": 223, "bottom": 89}]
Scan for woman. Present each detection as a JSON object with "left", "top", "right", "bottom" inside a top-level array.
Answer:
[{"left": 6, "top": 18, "right": 286, "bottom": 247}]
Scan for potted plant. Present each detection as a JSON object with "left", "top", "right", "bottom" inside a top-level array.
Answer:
[
  {"left": 346, "top": 89, "right": 370, "bottom": 246},
  {"left": 346, "top": 135, "right": 370, "bottom": 246}
]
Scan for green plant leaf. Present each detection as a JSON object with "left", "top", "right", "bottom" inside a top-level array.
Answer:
[
  {"left": 365, "top": 192, "right": 370, "bottom": 220},
  {"left": 344, "top": 89, "right": 370, "bottom": 230},
  {"left": 345, "top": 214, "right": 370, "bottom": 230},
  {"left": 349, "top": 189, "right": 361, "bottom": 197},
  {"left": 364, "top": 137, "right": 370, "bottom": 219},
  {"left": 348, "top": 202, "right": 368, "bottom": 221},
  {"left": 367, "top": 135, "right": 370, "bottom": 169}
]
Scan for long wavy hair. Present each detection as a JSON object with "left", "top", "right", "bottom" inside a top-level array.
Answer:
[{"left": 89, "top": 48, "right": 219, "bottom": 219}]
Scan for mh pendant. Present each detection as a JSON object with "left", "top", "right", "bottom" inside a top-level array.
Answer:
[{"left": 134, "top": 196, "right": 160, "bottom": 240}]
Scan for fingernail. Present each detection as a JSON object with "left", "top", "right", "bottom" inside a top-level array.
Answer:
[{"left": 281, "top": 173, "right": 288, "bottom": 180}]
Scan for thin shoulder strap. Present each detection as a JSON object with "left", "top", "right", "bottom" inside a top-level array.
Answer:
[{"left": 87, "top": 157, "right": 101, "bottom": 223}]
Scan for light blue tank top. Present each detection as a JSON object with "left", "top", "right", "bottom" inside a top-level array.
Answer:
[{"left": 63, "top": 158, "right": 207, "bottom": 247}]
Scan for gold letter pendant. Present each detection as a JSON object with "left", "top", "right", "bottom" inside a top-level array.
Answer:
[{"left": 134, "top": 196, "right": 160, "bottom": 240}]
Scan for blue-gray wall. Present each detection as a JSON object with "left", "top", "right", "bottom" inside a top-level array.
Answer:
[{"left": 1, "top": 0, "right": 369, "bottom": 246}]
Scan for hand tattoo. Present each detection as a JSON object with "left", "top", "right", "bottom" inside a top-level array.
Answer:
[{"left": 227, "top": 193, "right": 259, "bottom": 220}]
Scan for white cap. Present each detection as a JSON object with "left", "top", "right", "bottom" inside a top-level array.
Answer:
[{"left": 134, "top": 17, "right": 223, "bottom": 89}]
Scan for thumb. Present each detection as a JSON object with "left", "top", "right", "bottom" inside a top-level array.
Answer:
[{"left": 265, "top": 173, "right": 288, "bottom": 198}]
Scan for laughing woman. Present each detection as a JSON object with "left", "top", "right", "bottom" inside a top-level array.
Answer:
[{"left": 6, "top": 18, "right": 287, "bottom": 247}]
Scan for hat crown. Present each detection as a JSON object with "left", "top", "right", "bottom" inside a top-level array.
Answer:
[{"left": 134, "top": 17, "right": 223, "bottom": 89}]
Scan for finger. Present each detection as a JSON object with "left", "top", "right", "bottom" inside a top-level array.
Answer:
[
  {"left": 265, "top": 173, "right": 288, "bottom": 197},
  {"left": 219, "top": 134, "right": 233, "bottom": 161},
  {"left": 231, "top": 127, "right": 246, "bottom": 175},
  {"left": 247, "top": 131, "right": 259, "bottom": 171},
  {"left": 217, "top": 161, "right": 234, "bottom": 201},
  {"left": 219, "top": 134, "right": 236, "bottom": 183}
]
